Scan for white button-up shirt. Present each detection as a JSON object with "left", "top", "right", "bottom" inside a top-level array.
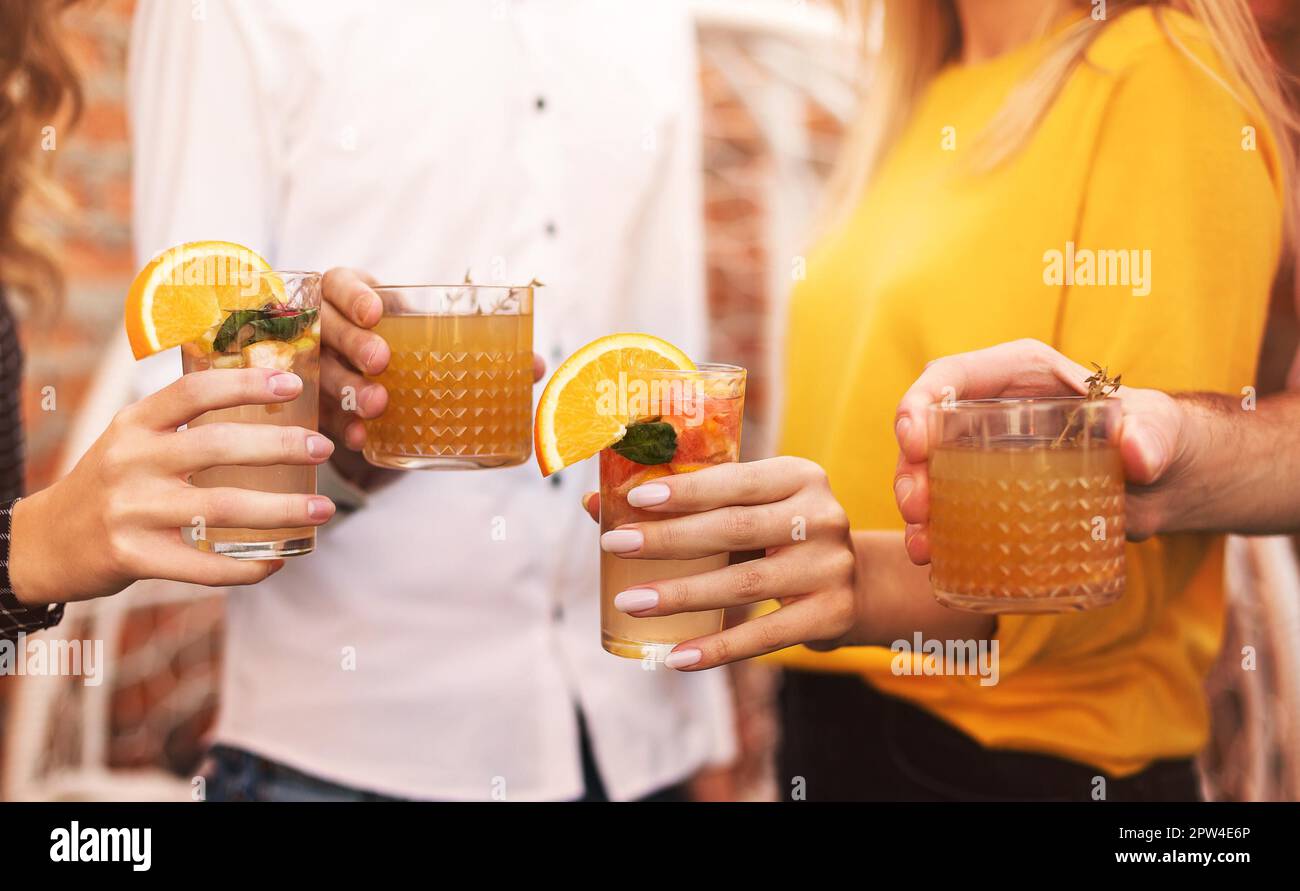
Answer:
[{"left": 128, "top": 0, "right": 735, "bottom": 801}]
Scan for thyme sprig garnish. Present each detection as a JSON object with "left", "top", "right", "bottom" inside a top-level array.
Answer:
[{"left": 1052, "top": 363, "right": 1121, "bottom": 447}]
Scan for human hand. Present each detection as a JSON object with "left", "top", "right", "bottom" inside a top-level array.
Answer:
[
  {"left": 585, "top": 457, "right": 858, "bottom": 670},
  {"left": 891, "top": 339, "right": 1190, "bottom": 564},
  {"left": 9, "top": 368, "right": 336, "bottom": 606}
]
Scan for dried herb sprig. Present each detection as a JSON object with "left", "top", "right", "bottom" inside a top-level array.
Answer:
[{"left": 1052, "top": 362, "right": 1121, "bottom": 447}]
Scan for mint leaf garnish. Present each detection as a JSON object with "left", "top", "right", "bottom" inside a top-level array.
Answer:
[
  {"left": 212, "top": 308, "right": 318, "bottom": 352},
  {"left": 612, "top": 420, "right": 677, "bottom": 465},
  {"left": 212, "top": 310, "right": 261, "bottom": 352}
]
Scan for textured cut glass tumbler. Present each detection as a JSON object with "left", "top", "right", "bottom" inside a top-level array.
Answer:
[
  {"left": 926, "top": 398, "right": 1126, "bottom": 613},
  {"left": 363, "top": 284, "right": 534, "bottom": 470}
]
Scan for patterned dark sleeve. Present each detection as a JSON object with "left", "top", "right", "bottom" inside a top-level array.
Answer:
[
  {"left": 1, "top": 289, "right": 64, "bottom": 639},
  {"left": 1, "top": 498, "right": 64, "bottom": 639}
]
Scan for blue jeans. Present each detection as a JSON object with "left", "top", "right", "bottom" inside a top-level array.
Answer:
[
  {"left": 201, "top": 745, "right": 404, "bottom": 802},
  {"left": 202, "top": 714, "right": 689, "bottom": 801}
]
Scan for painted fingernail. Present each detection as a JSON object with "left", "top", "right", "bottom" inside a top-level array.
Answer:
[
  {"left": 627, "top": 483, "right": 671, "bottom": 507},
  {"left": 268, "top": 373, "right": 301, "bottom": 396},
  {"left": 600, "top": 529, "right": 643, "bottom": 553},
  {"left": 307, "top": 497, "right": 334, "bottom": 520},
  {"left": 665, "top": 648, "right": 702, "bottom": 670},
  {"left": 894, "top": 476, "right": 914, "bottom": 506},
  {"left": 895, "top": 416, "right": 912, "bottom": 447},
  {"left": 614, "top": 588, "right": 659, "bottom": 613},
  {"left": 306, "top": 435, "right": 333, "bottom": 459}
]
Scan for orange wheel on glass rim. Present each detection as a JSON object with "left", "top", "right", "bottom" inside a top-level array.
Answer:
[
  {"left": 123, "top": 240, "right": 284, "bottom": 359},
  {"left": 533, "top": 333, "right": 695, "bottom": 476}
]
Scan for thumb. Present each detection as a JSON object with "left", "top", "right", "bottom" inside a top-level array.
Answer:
[{"left": 1119, "top": 407, "right": 1180, "bottom": 486}]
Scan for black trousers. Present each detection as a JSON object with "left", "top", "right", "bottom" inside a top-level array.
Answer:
[{"left": 777, "top": 670, "right": 1200, "bottom": 802}]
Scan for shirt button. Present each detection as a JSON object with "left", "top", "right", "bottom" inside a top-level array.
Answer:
[
  {"left": 545, "top": 220, "right": 557, "bottom": 238},
  {"left": 535, "top": 96, "right": 546, "bottom": 112}
]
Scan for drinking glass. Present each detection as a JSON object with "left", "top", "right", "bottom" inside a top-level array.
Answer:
[
  {"left": 180, "top": 270, "right": 322, "bottom": 558},
  {"left": 599, "top": 363, "right": 746, "bottom": 660},
  {"left": 362, "top": 283, "right": 534, "bottom": 470},
  {"left": 927, "top": 397, "right": 1126, "bottom": 612}
]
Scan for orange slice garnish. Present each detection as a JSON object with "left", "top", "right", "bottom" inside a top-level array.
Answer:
[
  {"left": 533, "top": 333, "right": 695, "bottom": 476},
  {"left": 124, "top": 241, "right": 282, "bottom": 359}
]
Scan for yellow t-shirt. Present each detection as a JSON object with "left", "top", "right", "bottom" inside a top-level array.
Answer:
[{"left": 777, "top": 8, "right": 1283, "bottom": 776}]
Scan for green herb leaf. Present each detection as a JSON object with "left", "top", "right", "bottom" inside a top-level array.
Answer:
[
  {"left": 212, "top": 310, "right": 263, "bottom": 352},
  {"left": 212, "top": 308, "right": 318, "bottom": 352},
  {"left": 611, "top": 420, "right": 677, "bottom": 465},
  {"left": 248, "top": 308, "right": 317, "bottom": 346}
]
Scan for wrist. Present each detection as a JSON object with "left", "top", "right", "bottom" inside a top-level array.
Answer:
[
  {"left": 8, "top": 488, "right": 58, "bottom": 607},
  {"left": 1143, "top": 393, "right": 1235, "bottom": 534}
]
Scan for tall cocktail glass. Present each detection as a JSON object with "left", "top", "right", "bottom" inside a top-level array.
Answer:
[
  {"left": 599, "top": 363, "right": 746, "bottom": 660},
  {"left": 180, "top": 270, "right": 322, "bottom": 558}
]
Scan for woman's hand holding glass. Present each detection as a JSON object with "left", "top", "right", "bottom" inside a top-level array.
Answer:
[
  {"left": 589, "top": 456, "right": 859, "bottom": 670},
  {"left": 9, "top": 367, "right": 337, "bottom": 607}
]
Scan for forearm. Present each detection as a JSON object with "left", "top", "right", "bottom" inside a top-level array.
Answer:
[
  {"left": 1153, "top": 391, "right": 1300, "bottom": 535},
  {"left": 847, "top": 529, "right": 994, "bottom": 646}
]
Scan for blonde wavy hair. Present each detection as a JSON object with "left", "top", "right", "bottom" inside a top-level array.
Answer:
[
  {"left": 0, "top": 0, "right": 82, "bottom": 313},
  {"left": 827, "top": 0, "right": 1300, "bottom": 242}
]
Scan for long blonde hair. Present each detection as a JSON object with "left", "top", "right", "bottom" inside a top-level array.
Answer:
[
  {"left": 825, "top": 0, "right": 1300, "bottom": 242},
  {"left": 0, "top": 0, "right": 81, "bottom": 313}
]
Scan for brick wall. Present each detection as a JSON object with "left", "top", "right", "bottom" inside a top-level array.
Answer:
[{"left": 20, "top": 0, "right": 136, "bottom": 487}]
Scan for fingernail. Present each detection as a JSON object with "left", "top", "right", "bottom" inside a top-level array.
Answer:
[
  {"left": 895, "top": 416, "right": 912, "bottom": 447},
  {"left": 268, "top": 373, "right": 301, "bottom": 396},
  {"left": 614, "top": 588, "right": 659, "bottom": 613},
  {"left": 894, "top": 476, "right": 914, "bottom": 506},
  {"left": 307, "top": 497, "right": 334, "bottom": 520},
  {"left": 306, "top": 435, "right": 333, "bottom": 459},
  {"left": 665, "top": 649, "right": 702, "bottom": 670},
  {"left": 600, "top": 529, "right": 643, "bottom": 553},
  {"left": 1129, "top": 427, "right": 1164, "bottom": 481},
  {"left": 357, "top": 294, "right": 379, "bottom": 323},
  {"left": 627, "top": 483, "right": 670, "bottom": 507},
  {"left": 904, "top": 523, "right": 920, "bottom": 546},
  {"left": 266, "top": 559, "right": 286, "bottom": 576}
]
